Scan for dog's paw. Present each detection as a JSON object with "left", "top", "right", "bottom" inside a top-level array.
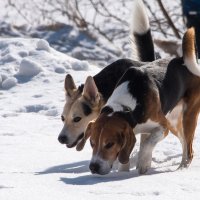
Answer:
[
  {"left": 137, "top": 156, "right": 151, "bottom": 175},
  {"left": 138, "top": 165, "right": 149, "bottom": 174},
  {"left": 177, "top": 160, "right": 191, "bottom": 170}
]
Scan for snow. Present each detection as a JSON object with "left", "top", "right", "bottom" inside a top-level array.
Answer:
[
  {"left": 18, "top": 58, "right": 43, "bottom": 77},
  {"left": 36, "top": 39, "right": 51, "bottom": 52},
  {"left": 1, "top": 77, "right": 17, "bottom": 89},
  {"left": 0, "top": 37, "right": 200, "bottom": 200}
]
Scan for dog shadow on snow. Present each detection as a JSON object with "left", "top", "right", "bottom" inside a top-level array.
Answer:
[
  {"left": 36, "top": 153, "right": 181, "bottom": 185},
  {"left": 59, "top": 166, "right": 176, "bottom": 186},
  {"left": 36, "top": 160, "right": 90, "bottom": 175}
]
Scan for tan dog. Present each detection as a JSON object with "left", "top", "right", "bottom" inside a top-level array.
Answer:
[
  {"left": 77, "top": 28, "right": 200, "bottom": 175},
  {"left": 58, "top": 0, "right": 155, "bottom": 148}
]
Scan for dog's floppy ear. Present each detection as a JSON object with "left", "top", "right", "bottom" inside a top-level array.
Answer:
[
  {"left": 76, "top": 121, "right": 94, "bottom": 151},
  {"left": 83, "top": 76, "right": 100, "bottom": 105},
  {"left": 118, "top": 124, "right": 136, "bottom": 164},
  {"left": 65, "top": 74, "right": 77, "bottom": 97}
]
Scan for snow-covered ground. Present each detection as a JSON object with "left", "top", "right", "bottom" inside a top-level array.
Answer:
[{"left": 0, "top": 38, "right": 200, "bottom": 200}]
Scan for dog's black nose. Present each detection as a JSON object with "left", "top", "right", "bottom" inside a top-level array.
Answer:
[
  {"left": 89, "top": 162, "right": 100, "bottom": 174},
  {"left": 58, "top": 135, "right": 68, "bottom": 144}
]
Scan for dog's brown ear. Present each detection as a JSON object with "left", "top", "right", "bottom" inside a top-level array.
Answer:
[
  {"left": 65, "top": 74, "right": 77, "bottom": 97},
  {"left": 118, "top": 124, "right": 136, "bottom": 164},
  {"left": 76, "top": 121, "right": 94, "bottom": 151},
  {"left": 83, "top": 76, "right": 100, "bottom": 105}
]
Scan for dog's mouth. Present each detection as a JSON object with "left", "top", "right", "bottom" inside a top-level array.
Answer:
[{"left": 66, "top": 133, "right": 84, "bottom": 148}]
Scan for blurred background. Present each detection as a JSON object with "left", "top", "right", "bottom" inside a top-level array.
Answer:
[{"left": 0, "top": 0, "right": 189, "bottom": 66}]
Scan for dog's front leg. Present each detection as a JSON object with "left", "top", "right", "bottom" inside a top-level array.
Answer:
[
  {"left": 137, "top": 127, "right": 165, "bottom": 174},
  {"left": 118, "top": 161, "right": 130, "bottom": 172}
]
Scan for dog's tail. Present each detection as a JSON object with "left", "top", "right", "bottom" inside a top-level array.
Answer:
[
  {"left": 183, "top": 27, "right": 200, "bottom": 77},
  {"left": 131, "top": 0, "right": 155, "bottom": 62}
]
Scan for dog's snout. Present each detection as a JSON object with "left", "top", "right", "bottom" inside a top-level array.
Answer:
[
  {"left": 89, "top": 162, "right": 100, "bottom": 174},
  {"left": 58, "top": 135, "right": 68, "bottom": 144}
]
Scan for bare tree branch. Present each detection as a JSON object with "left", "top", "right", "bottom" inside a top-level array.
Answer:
[{"left": 157, "top": 0, "right": 181, "bottom": 39}]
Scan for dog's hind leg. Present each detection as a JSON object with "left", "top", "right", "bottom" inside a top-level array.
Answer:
[
  {"left": 179, "top": 99, "right": 200, "bottom": 168},
  {"left": 166, "top": 102, "right": 187, "bottom": 166}
]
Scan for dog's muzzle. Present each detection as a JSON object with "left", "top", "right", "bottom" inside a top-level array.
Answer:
[
  {"left": 89, "top": 161, "right": 112, "bottom": 175},
  {"left": 58, "top": 132, "right": 84, "bottom": 148},
  {"left": 58, "top": 134, "right": 68, "bottom": 144},
  {"left": 89, "top": 162, "right": 100, "bottom": 174}
]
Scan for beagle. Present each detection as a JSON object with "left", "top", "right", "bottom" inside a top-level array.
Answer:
[{"left": 77, "top": 28, "right": 200, "bottom": 175}]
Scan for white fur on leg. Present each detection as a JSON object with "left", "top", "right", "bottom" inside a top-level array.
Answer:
[
  {"left": 137, "top": 127, "right": 165, "bottom": 174},
  {"left": 118, "top": 161, "right": 130, "bottom": 172}
]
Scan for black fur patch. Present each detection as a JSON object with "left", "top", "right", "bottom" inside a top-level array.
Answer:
[
  {"left": 93, "top": 59, "right": 145, "bottom": 101},
  {"left": 158, "top": 57, "right": 191, "bottom": 114},
  {"left": 78, "top": 84, "right": 84, "bottom": 93},
  {"left": 115, "top": 111, "right": 136, "bottom": 128},
  {"left": 101, "top": 106, "right": 113, "bottom": 114},
  {"left": 82, "top": 103, "right": 92, "bottom": 116},
  {"left": 134, "top": 29, "right": 155, "bottom": 62}
]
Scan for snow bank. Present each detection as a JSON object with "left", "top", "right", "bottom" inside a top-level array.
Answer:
[
  {"left": 36, "top": 39, "right": 51, "bottom": 52},
  {"left": 72, "top": 60, "right": 89, "bottom": 71},
  {"left": 1, "top": 77, "right": 17, "bottom": 89},
  {"left": 0, "top": 38, "right": 97, "bottom": 90},
  {"left": 18, "top": 58, "right": 43, "bottom": 77}
]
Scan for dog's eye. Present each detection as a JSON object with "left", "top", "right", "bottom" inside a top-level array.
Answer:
[
  {"left": 73, "top": 117, "right": 82, "bottom": 123},
  {"left": 61, "top": 115, "right": 65, "bottom": 122},
  {"left": 105, "top": 142, "right": 114, "bottom": 149}
]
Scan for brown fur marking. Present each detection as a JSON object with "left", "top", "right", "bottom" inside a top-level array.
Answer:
[{"left": 182, "top": 27, "right": 195, "bottom": 60}]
